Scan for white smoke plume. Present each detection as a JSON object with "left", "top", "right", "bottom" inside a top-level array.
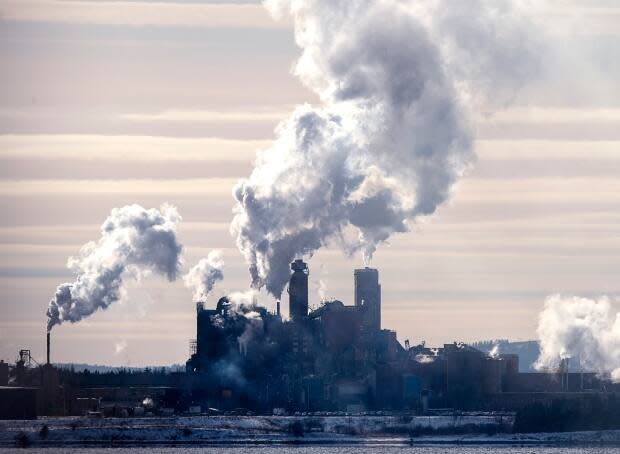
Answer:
[
  {"left": 231, "top": 0, "right": 540, "bottom": 297},
  {"left": 228, "top": 289, "right": 259, "bottom": 307},
  {"left": 184, "top": 250, "right": 224, "bottom": 302},
  {"left": 535, "top": 294, "right": 620, "bottom": 382},
  {"left": 238, "top": 311, "right": 263, "bottom": 356},
  {"left": 46, "top": 204, "right": 183, "bottom": 331},
  {"left": 315, "top": 262, "right": 329, "bottom": 302},
  {"left": 317, "top": 279, "right": 328, "bottom": 302},
  {"left": 415, "top": 354, "right": 435, "bottom": 364}
]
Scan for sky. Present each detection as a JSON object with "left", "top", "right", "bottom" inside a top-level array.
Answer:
[{"left": 0, "top": 0, "right": 619, "bottom": 366}]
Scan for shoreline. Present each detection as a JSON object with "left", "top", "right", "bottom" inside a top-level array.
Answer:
[
  {"left": 5, "top": 437, "right": 620, "bottom": 448},
  {"left": 3, "top": 416, "right": 620, "bottom": 448}
]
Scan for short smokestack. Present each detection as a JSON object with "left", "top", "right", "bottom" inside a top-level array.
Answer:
[
  {"left": 46, "top": 331, "right": 50, "bottom": 365},
  {"left": 276, "top": 300, "right": 281, "bottom": 317}
]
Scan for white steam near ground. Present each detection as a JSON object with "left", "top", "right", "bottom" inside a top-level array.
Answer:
[
  {"left": 535, "top": 295, "right": 620, "bottom": 382},
  {"left": 231, "top": 0, "right": 541, "bottom": 298},
  {"left": 46, "top": 204, "right": 183, "bottom": 331},
  {"left": 184, "top": 250, "right": 225, "bottom": 302}
]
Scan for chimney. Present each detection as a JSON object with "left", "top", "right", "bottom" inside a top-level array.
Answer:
[
  {"left": 288, "top": 259, "right": 309, "bottom": 321},
  {"left": 46, "top": 331, "right": 51, "bottom": 365},
  {"left": 276, "top": 300, "right": 281, "bottom": 317},
  {"left": 354, "top": 267, "right": 381, "bottom": 331}
]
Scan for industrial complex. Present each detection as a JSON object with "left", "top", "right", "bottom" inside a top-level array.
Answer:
[{"left": 1, "top": 260, "right": 617, "bottom": 419}]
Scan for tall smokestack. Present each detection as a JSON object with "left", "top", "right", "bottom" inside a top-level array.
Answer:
[
  {"left": 288, "top": 259, "right": 308, "bottom": 321},
  {"left": 46, "top": 331, "right": 50, "bottom": 365},
  {"left": 354, "top": 267, "right": 381, "bottom": 332}
]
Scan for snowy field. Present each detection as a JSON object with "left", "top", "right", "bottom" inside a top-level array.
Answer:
[
  {"left": 1, "top": 447, "right": 620, "bottom": 454},
  {"left": 2, "top": 448, "right": 620, "bottom": 454},
  {"left": 2, "top": 414, "right": 620, "bottom": 447}
]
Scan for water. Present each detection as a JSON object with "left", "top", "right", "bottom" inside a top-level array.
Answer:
[{"left": 1, "top": 448, "right": 619, "bottom": 454}]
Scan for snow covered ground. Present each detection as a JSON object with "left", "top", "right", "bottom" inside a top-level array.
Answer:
[{"left": 1, "top": 415, "right": 618, "bottom": 447}]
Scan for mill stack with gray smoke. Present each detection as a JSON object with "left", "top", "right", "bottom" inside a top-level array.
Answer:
[{"left": 46, "top": 331, "right": 50, "bottom": 365}]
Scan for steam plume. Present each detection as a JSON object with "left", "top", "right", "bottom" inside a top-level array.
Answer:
[
  {"left": 114, "top": 339, "right": 128, "bottom": 355},
  {"left": 232, "top": 0, "right": 538, "bottom": 297},
  {"left": 238, "top": 310, "right": 263, "bottom": 356},
  {"left": 46, "top": 204, "right": 183, "bottom": 331},
  {"left": 184, "top": 250, "right": 224, "bottom": 302},
  {"left": 535, "top": 294, "right": 620, "bottom": 381}
]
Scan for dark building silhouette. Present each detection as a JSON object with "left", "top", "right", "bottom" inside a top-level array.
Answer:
[
  {"left": 0, "top": 361, "right": 8, "bottom": 386},
  {"left": 8, "top": 259, "right": 619, "bottom": 419},
  {"left": 182, "top": 260, "right": 620, "bottom": 413},
  {"left": 0, "top": 387, "right": 37, "bottom": 419},
  {"left": 185, "top": 260, "right": 401, "bottom": 411},
  {"left": 288, "top": 259, "right": 309, "bottom": 321}
]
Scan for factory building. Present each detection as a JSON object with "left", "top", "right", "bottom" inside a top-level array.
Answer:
[
  {"left": 186, "top": 260, "right": 400, "bottom": 411},
  {"left": 184, "top": 259, "right": 619, "bottom": 413},
  {"left": 0, "top": 387, "right": 38, "bottom": 419},
  {"left": 5, "top": 260, "right": 619, "bottom": 418}
]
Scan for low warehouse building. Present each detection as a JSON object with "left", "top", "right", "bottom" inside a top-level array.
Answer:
[{"left": 0, "top": 386, "right": 38, "bottom": 419}]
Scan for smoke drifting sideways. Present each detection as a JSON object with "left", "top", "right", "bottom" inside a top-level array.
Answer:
[
  {"left": 184, "top": 250, "right": 224, "bottom": 302},
  {"left": 46, "top": 204, "right": 183, "bottom": 332},
  {"left": 535, "top": 295, "right": 620, "bottom": 382},
  {"left": 231, "top": 0, "right": 540, "bottom": 298}
]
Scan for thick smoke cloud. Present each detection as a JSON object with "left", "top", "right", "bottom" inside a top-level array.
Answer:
[
  {"left": 231, "top": 0, "right": 539, "bottom": 297},
  {"left": 184, "top": 250, "right": 224, "bottom": 302},
  {"left": 46, "top": 204, "right": 183, "bottom": 331},
  {"left": 205, "top": 291, "right": 264, "bottom": 378},
  {"left": 238, "top": 310, "right": 263, "bottom": 356},
  {"left": 212, "top": 290, "right": 263, "bottom": 354},
  {"left": 535, "top": 294, "right": 620, "bottom": 382}
]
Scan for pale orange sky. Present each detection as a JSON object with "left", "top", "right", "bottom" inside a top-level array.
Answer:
[{"left": 1, "top": 0, "right": 620, "bottom": 366}]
